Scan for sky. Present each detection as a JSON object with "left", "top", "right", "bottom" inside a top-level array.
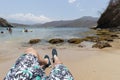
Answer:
[{"left": 0, "top": 0, "right": 110, "bottom": 24}]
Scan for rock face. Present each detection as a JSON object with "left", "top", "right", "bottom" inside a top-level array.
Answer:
[
  {"left": 97, "top": 0, "right": 120, "bottom": 29},
  {"left": 0, "top": 18, "right": 13, "bottom": 27}
]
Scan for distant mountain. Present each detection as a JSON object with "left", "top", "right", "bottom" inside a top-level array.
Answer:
[
  {"left": 0, "top": 16, "right": 98, "bottom": 28},
  {"left": 30, "top": 23, "right": 42, "bottom": 27},
  {"left": 11, "top": 23, "right": 29, "bottom": 27},
  {"left": 58, "top": 16, "right": 98, "bottom": 27},
  {"left": 0, "top": 17, "right": 13, "bottom": 27},
  {"left": 39, "top": 20, "right": 72, "bottom": 27},
  {"left": 32, "top": 16, "right": 98, "bottom": 28}
]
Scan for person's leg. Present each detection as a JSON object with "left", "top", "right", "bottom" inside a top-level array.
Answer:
[
  {"left": 25, "top": 48, "right": 51, "bottom": 70},
  {"left": 48, "top": 49, "right": 74, "bottom": 80},
  {"left": 25, "top": 47, "right": 48, "bottom": 66},
  {"left": 42, "top": 55, "right": 51, "bottom": 70},
  {"left": 4, "top": 48, "right": 48, "bottom": 80}
]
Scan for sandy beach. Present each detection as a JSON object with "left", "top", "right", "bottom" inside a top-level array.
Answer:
[
  {"left": 0, "top": 38, "right": 120, "bottom": 80},
  {"left": 1, "top": 0, "right": 120, "bottom": 79}
]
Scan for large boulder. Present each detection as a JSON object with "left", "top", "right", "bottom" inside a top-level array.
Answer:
[
  {"left": 97, "top": 0, "right": 120, "bottom": 29},
  {"left": 110, "top": 34, "right": 119, "bottom": 38},
  {"left": 68, "top": 38, "right": 84, "bottom": 44},
  {"left": 29, "top": 39, "right": 41, "bottom": 44},
  {"left": 49, "top": 38, "right": 64, "bottom": 44},
  {"left": 83, "top": 36, "right": 99, "bottom": 42},
  {"left": 92, "top": 41, "right": 112, "bottom": 49}
]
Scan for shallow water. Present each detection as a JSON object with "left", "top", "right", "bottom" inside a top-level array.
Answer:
[{"left": 0, "top": 27, "right": 95, "bottom": 45}]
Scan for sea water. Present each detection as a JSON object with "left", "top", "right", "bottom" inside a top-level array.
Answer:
[{"left": 0, "top": 27, "right": 95, "bottom": 44}]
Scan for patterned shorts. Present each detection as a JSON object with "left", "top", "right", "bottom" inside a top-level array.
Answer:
[{"left": 4, "top": 54, "right": 74, "bottom": 80}]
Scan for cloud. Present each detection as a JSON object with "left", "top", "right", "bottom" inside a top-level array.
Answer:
[
  {"left": 0, "top": 13, "right": 52, "bottom": 23},
  {"left": 76, "top": 3, "right": 85, "bottom": 12},
  {"left": 68, "top": 0, "right": 76, "bottom": 3}
]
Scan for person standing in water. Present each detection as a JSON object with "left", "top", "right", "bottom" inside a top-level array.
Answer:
[{"left": 8, "top": 27, "right": 12, "bottom": 34}]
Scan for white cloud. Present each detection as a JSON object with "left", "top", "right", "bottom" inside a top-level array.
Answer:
[
  {"left": 0, "top": 13, "right": 52, "bottom": 23},
  {"left": 68, "top": 0, "right": 76, "bottom": 3},
  {"left": 76, "top": 3, "right": 85, "bottom": 12}
]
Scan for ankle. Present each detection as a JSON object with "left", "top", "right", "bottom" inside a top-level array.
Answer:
[
  {"left": 54, "top": 56, "right": 62, "bottom": 64},
  {"left": 44, "top": 58, "right": 48, "bottom": 65},
  {"left": 54, "top": 61, "right": 62, "bottom": 65}
]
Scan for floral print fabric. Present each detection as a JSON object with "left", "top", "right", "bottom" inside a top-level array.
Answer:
[
  {"left": 48, "top": 64, "right": 74, "bottom": 80},
  {"left": 4, "top": 54, "right": 74, "bottom": 80}
]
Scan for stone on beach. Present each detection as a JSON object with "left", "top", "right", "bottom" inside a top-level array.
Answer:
[
  {"left": 68, "top": 38, "right": 84, "bottom": 44},
  {"left": 110, "top": 34, "right": 119, "bottom": 38},
  {"left": 83, "top": 36, "right": 99, "bottom": 42},
  {"left": 81, "top": 36, "right": 111, "bottom": 42},
  {"left": 98, "top": 36, "right": 113, "bottom": 42},
  {"left": 96, "top": 29, "right": 112, "bottom": 35},
  {"left": 92, "top": 41, "right": 112, "bottom": 49},
  {"left": 48, "top": 38, "right": 64, "bottom": 44},
  {"left": 29, "top": 39, "right": 41, "bottom": 44}
]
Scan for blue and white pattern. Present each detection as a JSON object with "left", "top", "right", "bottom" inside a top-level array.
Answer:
[{"left": 4, "top": 54, "right": 74, "bottom": 80}]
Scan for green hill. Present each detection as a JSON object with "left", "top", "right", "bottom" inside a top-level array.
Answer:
[{"left": 0, "top": 18, "right": 12, "bottom": 27}]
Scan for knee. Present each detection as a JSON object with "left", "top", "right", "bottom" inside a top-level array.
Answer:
[{"left": 25, "top": 48, "right": 39, "bottom": 57}]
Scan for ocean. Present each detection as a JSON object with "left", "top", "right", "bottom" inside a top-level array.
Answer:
[{"left": 0, "top": 27, "right": 95, "bottom": 45}]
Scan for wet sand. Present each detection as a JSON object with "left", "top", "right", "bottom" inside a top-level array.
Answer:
[{"left": 0, "top": 39, "right": 120, "bottom": 80}]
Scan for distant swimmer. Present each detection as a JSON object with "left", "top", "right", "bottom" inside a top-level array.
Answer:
[
  {"left": 30, "top": 29, "right": 33, "bottom": 32},
  {"left": 1, "top": 31, "right": 4, "bottom": 34},
  {"left": 22, "top": 28, "right": 33, "bottom": 32},
  {"left": 23, "top": 28, "right": 28, "bottom": 32}
]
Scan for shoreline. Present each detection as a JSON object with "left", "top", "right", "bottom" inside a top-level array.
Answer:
[
  {"left": 0, "top": 28, "right": 120, "bottom": 80},
  {"left": 0, "top": 39, "right": 120, "bottom": 80}
]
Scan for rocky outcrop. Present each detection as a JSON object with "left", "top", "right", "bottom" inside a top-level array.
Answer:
[
  {"left": 0, "top": 18, "right": 13, "bottom": 27},
  {"left": 68, "top": 38, "right": 84, "bottom": 44},
  {"left": 92, "top": 41, "right": 112, "bottom": 49},
  {"left": 97, "top": 0, "right": 120, "bottom": 29}
]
